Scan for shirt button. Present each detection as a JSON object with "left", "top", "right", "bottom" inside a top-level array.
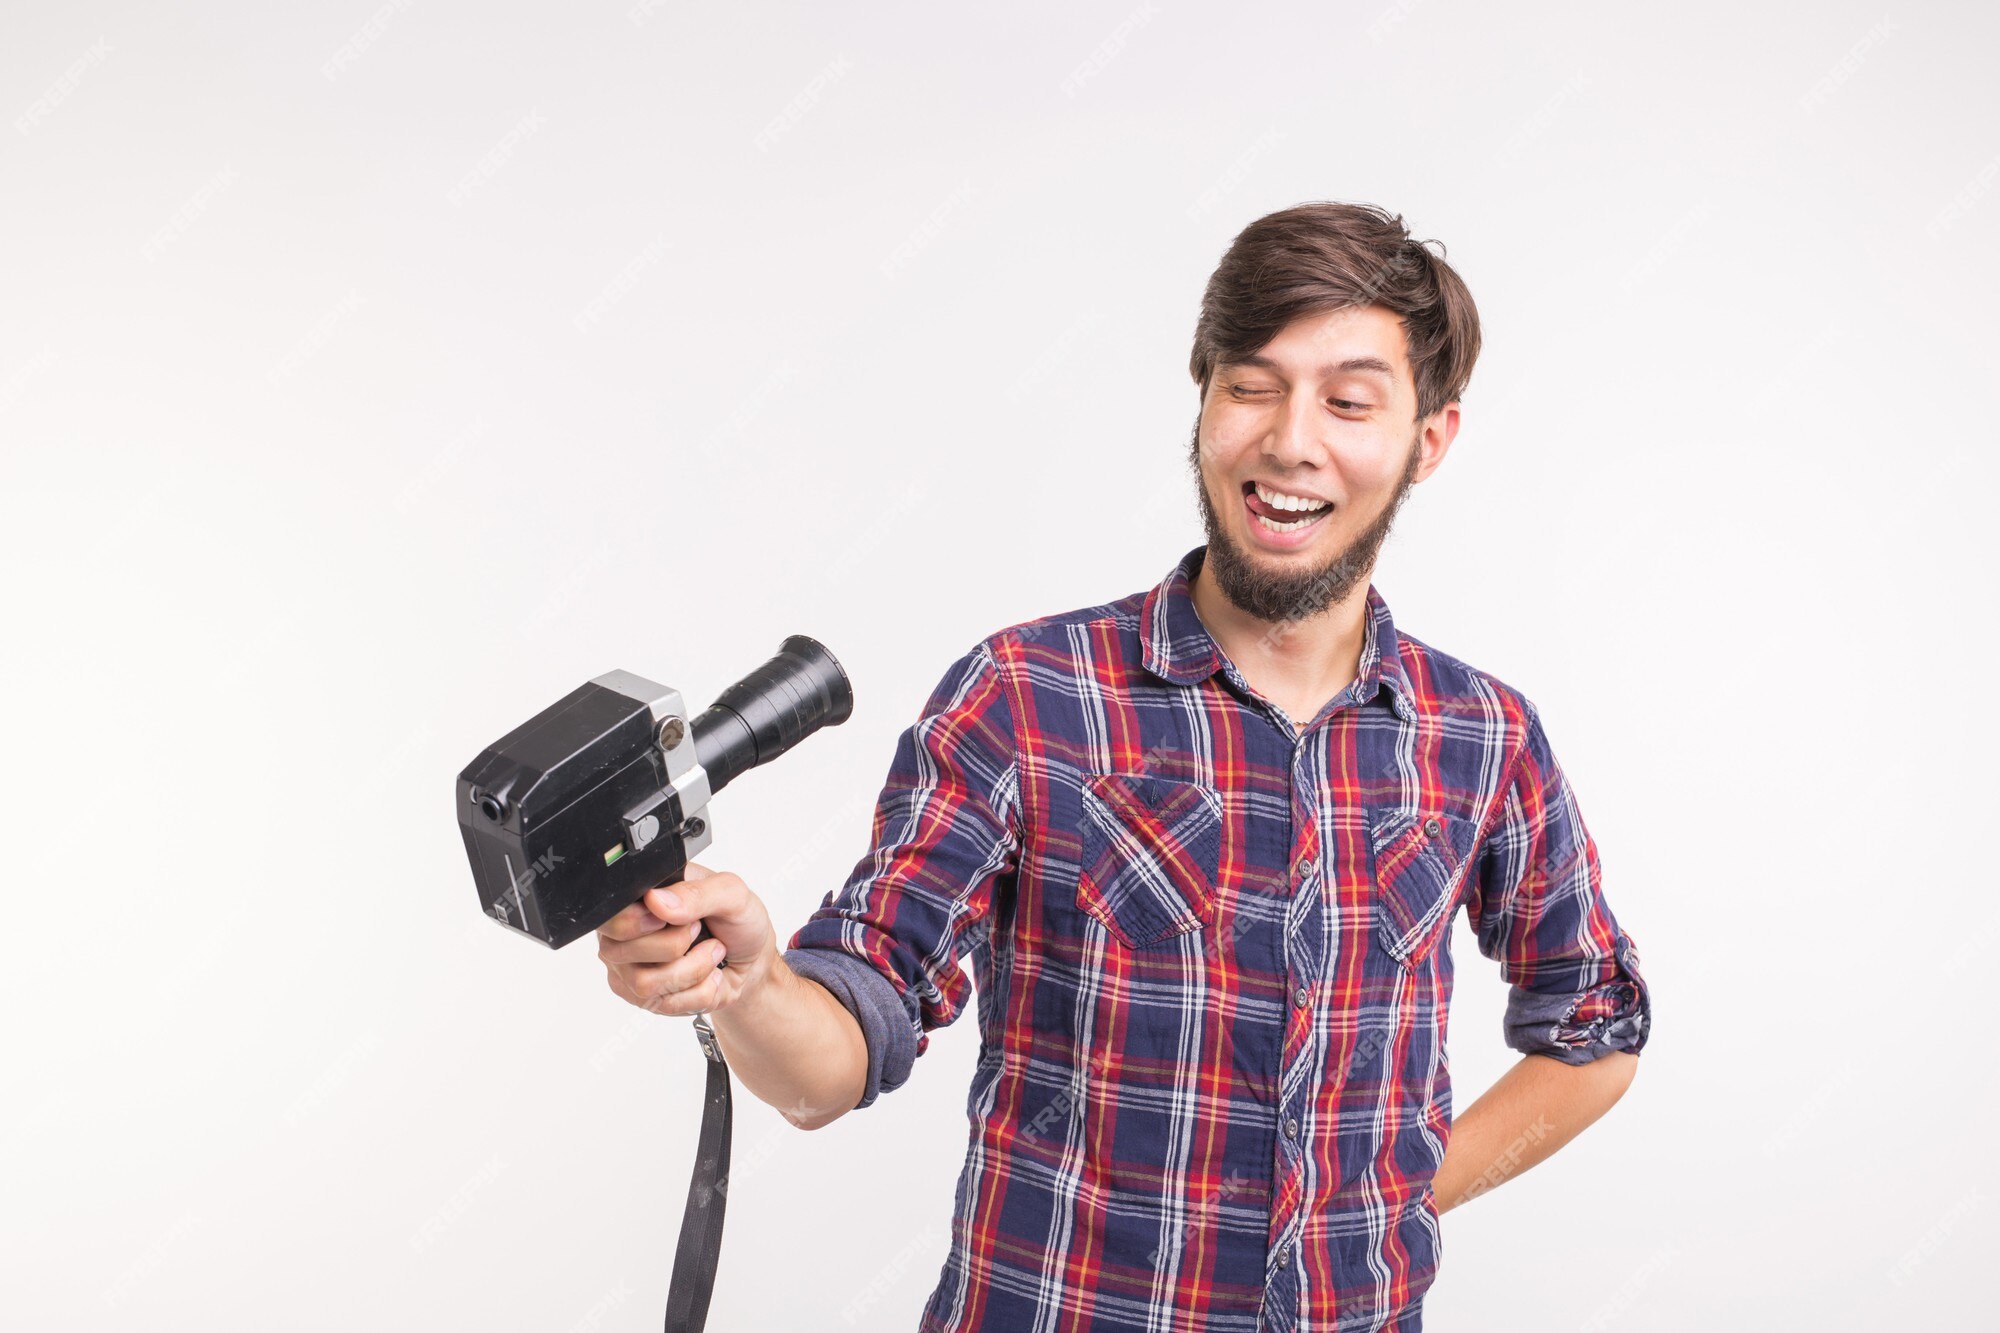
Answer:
[
  {"left": 1293, "top": 856, "right": 1311, "bottom": 880},
  {"left": 1423, "top": 816, "right": 1442, "bottom": 838},
  {"left": 1293, "top": 985, "right": 1310, "bottom": 1008},
  {"left": 1274, "top": 1243, "right": 1291, "bottom": 1267},
  {"left": 1284, "top": 1116, "right": 1300, "bottom": 1139}
]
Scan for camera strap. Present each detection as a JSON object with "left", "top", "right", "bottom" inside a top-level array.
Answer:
[{"left": 662, "top": 1014, "right": 732, "bottom": 1333}]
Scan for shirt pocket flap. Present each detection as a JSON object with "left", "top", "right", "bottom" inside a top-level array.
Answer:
[
  {"left": 1368, "top": 808, "right": 1475, "bottom": 967},
  {"left": 1078, "top": 772, "right": 1223, "bottom": 949}
]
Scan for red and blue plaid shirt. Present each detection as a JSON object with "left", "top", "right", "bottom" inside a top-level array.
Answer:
[{"left": 785, "top": 544, "right": 1650, "bottom": 1331}]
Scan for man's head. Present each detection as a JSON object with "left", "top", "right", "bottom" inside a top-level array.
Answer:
[{"left": 1186, "top": 202, "right": 1481, "bottom": 625}]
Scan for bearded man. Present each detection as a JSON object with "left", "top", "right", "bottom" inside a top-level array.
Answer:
[{"left": 596, "top": 200, "right": 1652, "bottom": 1332}]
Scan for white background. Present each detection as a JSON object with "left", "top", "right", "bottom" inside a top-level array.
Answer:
[{"left": 4, "top": 2, "right": 1995, "bottom": 1329}]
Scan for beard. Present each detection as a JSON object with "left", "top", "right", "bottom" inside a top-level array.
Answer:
[{"left": 1188, "top": 417, "right": 1423, "bottom": 626}]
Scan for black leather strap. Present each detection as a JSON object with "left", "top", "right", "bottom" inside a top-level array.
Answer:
[{"left": 663, "top": 1014, "right": 732, "bottom": 1332}]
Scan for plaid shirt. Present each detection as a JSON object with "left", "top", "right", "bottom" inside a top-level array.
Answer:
[{"left": 785, "top": 544, "right": 1650, "bottom": 1332}]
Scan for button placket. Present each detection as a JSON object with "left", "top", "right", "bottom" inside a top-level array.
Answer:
[{"left": 1264, "top": 734, "right": 1323, "bottom": 1314}]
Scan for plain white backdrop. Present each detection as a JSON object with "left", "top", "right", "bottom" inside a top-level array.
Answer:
[{"left": 4, "top": 2, "right": 1996, "bottom": 1329}]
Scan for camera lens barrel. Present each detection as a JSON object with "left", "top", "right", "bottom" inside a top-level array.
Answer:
[{"left": 691, "top": 635, "right": 853, "bottom": 796}]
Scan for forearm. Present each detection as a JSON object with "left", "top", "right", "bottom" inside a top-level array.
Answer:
[
  {"left": 1432, "top": 1051, "right": 1637, "bottom": 1212},
  {"left": 706, "top": 949, "right": 869, "bottom": 1130}
]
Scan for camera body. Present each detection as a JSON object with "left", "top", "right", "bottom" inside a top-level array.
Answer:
[{"left": 456, "top": 637, "right": 851, "bottom": 949}]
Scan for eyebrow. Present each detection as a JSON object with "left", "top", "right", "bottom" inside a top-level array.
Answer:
[{"left": 1223, "top": 353, "right": 1400, "bottom": 384}]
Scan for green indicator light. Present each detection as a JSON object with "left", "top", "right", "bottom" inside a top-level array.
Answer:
[{"left": 604, "top": 843, "right": 627, "bottom": 867}]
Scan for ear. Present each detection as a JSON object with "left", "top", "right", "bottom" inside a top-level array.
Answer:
[{"left": 1412, "top": 402, "right": 1461, "bottom": 483}]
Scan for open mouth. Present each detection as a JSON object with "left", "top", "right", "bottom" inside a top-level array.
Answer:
[{"left": 1241, "top": 480, "right": 1332, "bottom": 539}]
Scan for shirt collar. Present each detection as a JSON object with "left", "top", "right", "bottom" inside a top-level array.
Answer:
[{"left": 1141, "top": 544, "right": 1418, "bottom": 723}]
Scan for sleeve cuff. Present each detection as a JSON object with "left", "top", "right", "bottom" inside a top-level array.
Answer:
[
  {"left": 783, "top": 946, "right": 921, "bottom": 1109},
  {"left": 1504, "top": 939, "right": 1651, "bottom": 1066}
]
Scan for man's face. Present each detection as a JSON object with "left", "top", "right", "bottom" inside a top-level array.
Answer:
[{"left": 1189, "top": 303, "right": 1457, "bottom": 625}]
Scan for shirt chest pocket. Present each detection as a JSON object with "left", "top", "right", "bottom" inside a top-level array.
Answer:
[
  {"left": 1076, "top": 771, "right": 1224, "bottom": 950},
  {"left": 1368, "top": 808, "right": 1476, "bottom": 969}
]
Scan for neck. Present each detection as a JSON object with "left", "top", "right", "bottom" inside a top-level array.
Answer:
[{"left": 1189, "top": 558, "right": 1372, "bottom": 707}]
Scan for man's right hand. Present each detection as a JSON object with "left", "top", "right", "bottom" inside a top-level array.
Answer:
[
  {"left": 595, "top": 861, "right": 870, "bottom": 1129},
  {"left": 596, "top": 861, "right": 780, "bottom": 1018}
]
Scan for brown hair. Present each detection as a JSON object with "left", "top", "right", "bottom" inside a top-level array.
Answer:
[{"left": 1189, "top": 201, "right": 1481, "bottom": 421}]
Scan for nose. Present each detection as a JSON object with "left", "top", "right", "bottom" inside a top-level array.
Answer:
[{"left": 1261, "top": 387, "right": 1323, "bottom": 470}]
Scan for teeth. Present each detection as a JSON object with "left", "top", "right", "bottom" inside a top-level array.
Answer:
[
  {"left": 1254, "top": 510, "right": 1323, "bottom": 534},
  {"left": 1255, "top": 483, "right": 1329, "bottom": 513}
]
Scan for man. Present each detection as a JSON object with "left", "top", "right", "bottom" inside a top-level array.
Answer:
[{"left": 596, "top": 201, "right": 1651, "bottom": 1331}]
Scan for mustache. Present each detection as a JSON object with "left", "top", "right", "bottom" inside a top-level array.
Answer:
[{"left": 1187, "top": 418, "right": 1420, "bottom": 624}]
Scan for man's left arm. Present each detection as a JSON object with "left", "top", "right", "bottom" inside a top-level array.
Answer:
[{"left": 1434, "top": 698, "right": 1653, "bottom": 1213}]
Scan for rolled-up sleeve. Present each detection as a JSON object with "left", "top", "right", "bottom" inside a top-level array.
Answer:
[
  {"left": 1469, "top": 698, "right": 1651, "bottom": 1066},
  {"left": 783, "top": 636, "right": 1022, "bottom": 1107}
]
